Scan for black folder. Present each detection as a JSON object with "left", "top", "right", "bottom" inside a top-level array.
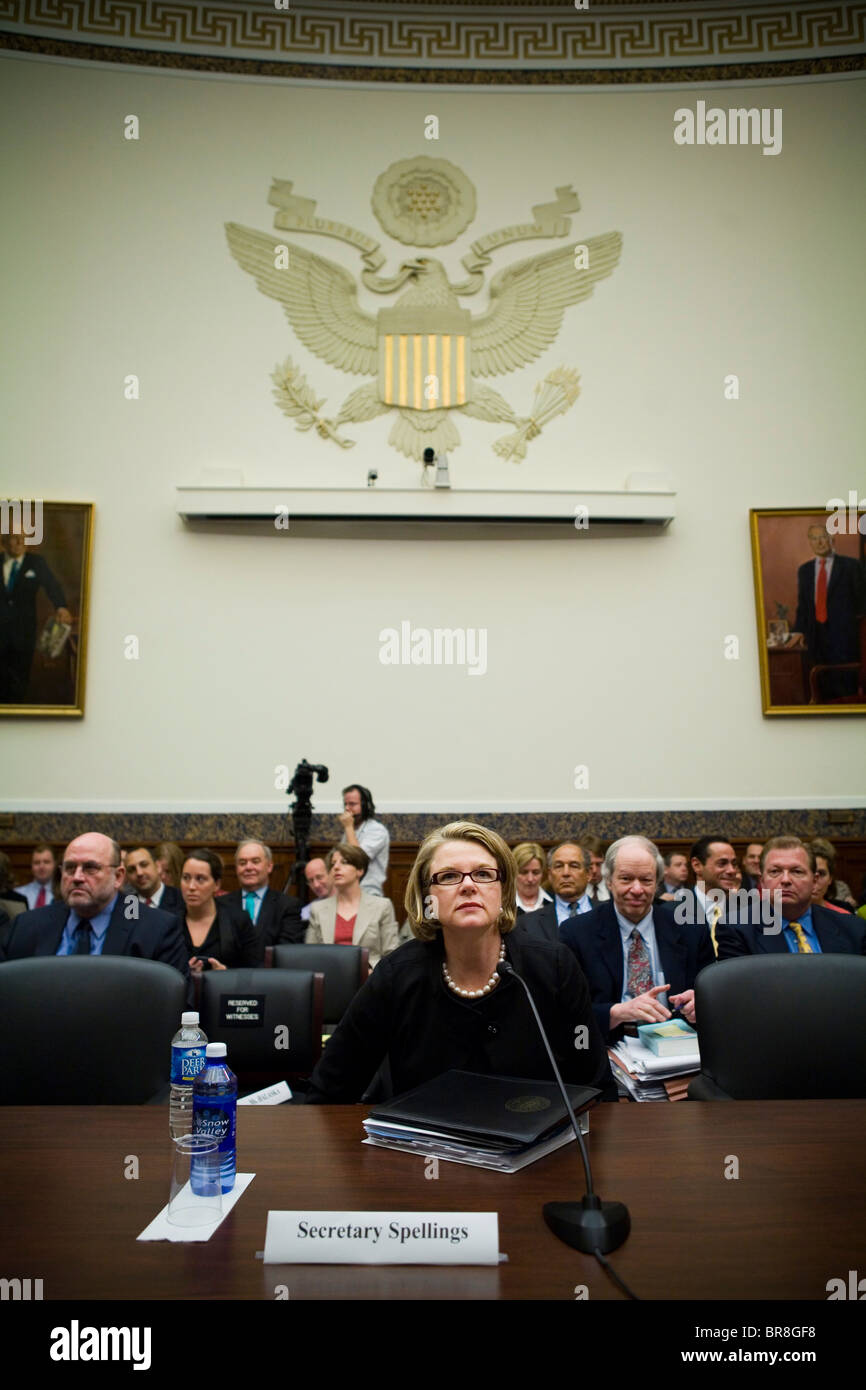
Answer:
[{"left": 367, "top": 1070, "right": 600, "bottom": 1151}]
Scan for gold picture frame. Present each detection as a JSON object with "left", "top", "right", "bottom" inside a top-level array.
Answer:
[
  {"left": 0, "top": 501, "right": 94, "bottom": 717},
  {"left": 750, "top": 507, "right": 866, "bottom": 715}
]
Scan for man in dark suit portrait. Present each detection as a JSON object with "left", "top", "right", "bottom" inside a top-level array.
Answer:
[
  {"left": 2, "top": 832, "right": 188, "bottom": 979},
  {"left": 788, "top": 523, "right": 865, "bottom": 700},
  {"left": 717, "top": 836, "right": 866, "bottom": 959},
  {"left": 0, "top": 527, "right": 73, "bottom": 703},
  {"left": 124, "top": 846, "right": 182, "bottom": 914},
  {"left": 560, "top": 835, "right": 715, "bottom": 1044},
  {"left": 221, "top": 839, "right": 304, "bottom": 945},
  {"left": 519, "top": 841, "right": 593, "bottom": 943}
]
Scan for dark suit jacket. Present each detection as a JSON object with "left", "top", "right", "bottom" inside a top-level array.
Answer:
[
  {"left": 794, "top": 552, "right": 865, "bottom": 664},
  {"left": 519, "top": 898, "right": 594, "bottom": 944},
  {"left": 716, "top": 901, "right": 866, "bottom": 959},
  {"left": 516, "top": 898, "right": 559, "bottom": 943},
  {"left": 180, "top": 898, "right": 264, "bottom": 969},
  {"left": 0, "top": 551, "right": 66, "bottom": 648},
  {"left": 560, "top": 900, "right": 716, "bottom": 1043},
  {"left": 306, "top": 924, "right": 616, "bottom": 1103},
  {"left": 219, "top": 887, "right": 304, "bottom": 946},
  {"left": 3, "top": 896, "right": 189, "bottom": 979},
  {"left": 154, "top": 884, "right": 182, "bottom": 914}
]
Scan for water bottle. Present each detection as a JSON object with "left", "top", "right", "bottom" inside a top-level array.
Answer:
[
  {"left": 192, "top": 1043, "right": 237, "bottom": 1193},
  {"left": 169, "top": 1011, "right": 208, "bottom": 1138}
]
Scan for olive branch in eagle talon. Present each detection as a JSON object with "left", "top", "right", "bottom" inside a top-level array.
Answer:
[
  {"left": 271, "top": 358, "right": 355, "bottom": 448},
  {"left": 226, "top": 223, "right": 622, "bottom": 461}
]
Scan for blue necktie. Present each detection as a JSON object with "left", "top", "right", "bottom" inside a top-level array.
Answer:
[{"left": 74, "top": 922, "right": 93, "bottom": 955}]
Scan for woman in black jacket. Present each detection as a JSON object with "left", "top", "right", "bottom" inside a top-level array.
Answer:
[
  {"left": 179, "top": 848, "right": 263, "bottom": 973},
  {"left": 306, "top": 821, "right": 615, "bottom": 1103}
]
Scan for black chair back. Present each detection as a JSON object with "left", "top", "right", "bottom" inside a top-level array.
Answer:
[
  {"left": 197, "top": 967, "right": 323, "bottom": 1089},
  {"left": 271, "top": 943, "right": 368, "bottom": 1028},
  {"left": 0, "top": 956, "right": 186, "bottom": 1103},
  {"left": 689, "top": 954, "right": 866, "bottom": 1100}
]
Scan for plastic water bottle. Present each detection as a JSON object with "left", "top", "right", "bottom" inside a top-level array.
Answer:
[
  {"left": 169, "top": 1012, "right": 208, "bottom": 1138},
  {"left": 192, "top": 1043, "right": 237, "bottom": 1193}
]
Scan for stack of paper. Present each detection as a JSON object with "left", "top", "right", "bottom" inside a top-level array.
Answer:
[
  {"left": 362, "top": 1070, "right": 597, "bottom": 1173},
  {"left": 609, "top": 1034, "right": 700, "bottom": 1103}
]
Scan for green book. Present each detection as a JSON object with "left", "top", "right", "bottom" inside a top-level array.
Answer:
[{"left": 636, "top": 1019, "right": 699, "bottom": 1057}]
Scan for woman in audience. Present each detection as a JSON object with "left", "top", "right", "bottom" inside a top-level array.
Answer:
[
  {"left": 513, "top": 840, "right": 551, "bottom": 914},
  {"left": 305, "top": 821, "right": 614, "bottom": 1103},
  {"left": 810, "top": 838, "right": 856, "bottom": 914},
  {"left": 306, "top": 843, "right": 398, "bottom": 969},
  {"left": 179, "top": 847, "right": 263, "bottom": 973},
  {"left": 154, "top": 841, "right": 184, "bottom": 890}
]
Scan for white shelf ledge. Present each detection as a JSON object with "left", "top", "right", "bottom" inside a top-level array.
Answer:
[{"left": 176, "top": 478, "right": 676, "bottom": 528}]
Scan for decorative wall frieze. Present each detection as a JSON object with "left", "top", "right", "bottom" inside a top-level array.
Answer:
[{"left": 1, "top": 2, "right": 863, "bottom": 84}]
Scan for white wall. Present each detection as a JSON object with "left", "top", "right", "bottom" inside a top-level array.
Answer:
[{"left": 3, "top": 58, "right": 865, "bottom": 809}]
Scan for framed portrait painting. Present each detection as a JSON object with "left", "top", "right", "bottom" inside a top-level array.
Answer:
[
  {"left": 750, "top": 506, "right": 866, "bottom": 715},
  {"left": 0, "top": 500, "right": 94, "bottom": 717}
]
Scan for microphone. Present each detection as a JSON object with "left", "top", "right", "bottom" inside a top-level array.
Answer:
[{"left": 498, "top": 958, "right": 630, "bottom": 1255}]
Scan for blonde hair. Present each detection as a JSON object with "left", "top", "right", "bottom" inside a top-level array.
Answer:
[
  {"left": 404, "top": 821, "right": 517, "bottom": 942},
  {"left": 512, "top": 841, "right": 547, "bottom": 878}
]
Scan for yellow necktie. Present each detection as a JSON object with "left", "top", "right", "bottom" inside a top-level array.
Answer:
[
  {"left": 708, "top": 903, "right": 721, "bottom": 956},
  {"left": 789, "top": 921, "right": 813, "bottom": 954}
]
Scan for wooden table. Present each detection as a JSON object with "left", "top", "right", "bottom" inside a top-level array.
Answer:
[{"left": 3, "top": 1101, "right": 864, "bottom": 1303}]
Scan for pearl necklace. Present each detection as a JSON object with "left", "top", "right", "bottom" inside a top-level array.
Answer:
[{"left": 442, "top": 939, "right": 506, "bottom": 999}]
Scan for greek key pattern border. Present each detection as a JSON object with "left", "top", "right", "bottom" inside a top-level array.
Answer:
[{"left": 0, "top": 1, "right": 863, "bottom": 79}]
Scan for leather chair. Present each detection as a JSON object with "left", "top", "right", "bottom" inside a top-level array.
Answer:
[
  {"left": 688, "top": 954, "right": 866, "bottom": 1100},
  {"left": 196, "top": 966, "right": 323, "bottom": 1093},
  {"left": 0, "top": 956, "right": 186, "bottom": 1103},
  {"left": 270, "top": 943, "right": 369, "bottom": 1031}
]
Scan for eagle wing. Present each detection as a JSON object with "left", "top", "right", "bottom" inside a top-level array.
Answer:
[
  {"left": 225, "top": 223, "right": 378, "bottom": 376},
  {"left": 470, "top": 232, "right": 622, "bottom": 378}
]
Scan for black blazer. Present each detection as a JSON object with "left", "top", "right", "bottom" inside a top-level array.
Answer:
[
  {"left": 0, "top": 552, "right": 66, "bottom": 644},
  {"left": 517, "top": 898, "right": 559, "bottom": 943},
  {"left": 219, "top": 887, "right": 304, "bottom": 946},
  {"left": 2, "top": 896, "right": 189, "bottom": 979},
  {"left": 716, "top": 901, "right": 866, "bottom": 959},
  {"left": 181, "top": 899, "right": 264, "bottom": 969},
  {"left": 560, "top": 900, "right": 716, "bottom": 1043},
  {"left": 794, "top": 552, "right": 865, "bottom": 664},
  {"left": 154, "top": 884, "right": 182, "bottom": 914},
  {"left": 306, "top": 923, "right": 616, "bottom": 1103}
]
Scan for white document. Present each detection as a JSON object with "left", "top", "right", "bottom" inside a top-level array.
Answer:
[
  {"left": 263, "top": 1210, "right": 499, "bottom": 1265},
  {"left": 137, "top": 1173, "right": 255, "bottom": 1242},
  {"left": 238, "top": 1081, "right": 292, "bottom": 1105}
]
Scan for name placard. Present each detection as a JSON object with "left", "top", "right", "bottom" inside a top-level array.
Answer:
[{"left": 263, "top": 1210, "right": 499, "bottom": 1265}]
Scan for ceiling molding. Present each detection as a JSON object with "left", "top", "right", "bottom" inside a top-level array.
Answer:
[{"left": 1, "top": 1, "right": 863, "bottom": 84}]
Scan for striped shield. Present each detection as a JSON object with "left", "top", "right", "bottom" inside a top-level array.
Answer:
[{"left": 378, "top": 307, "right": 472, "bottom": 409}]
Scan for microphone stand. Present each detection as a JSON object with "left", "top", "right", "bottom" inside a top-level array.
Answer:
[{"left": 499, "top": 959, "right": 630, "bottom": 1255}]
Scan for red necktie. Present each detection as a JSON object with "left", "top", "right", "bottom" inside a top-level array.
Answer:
[
  {"left": 145, "top": 896, "right": 153, "bottom": 907},
  {"left": 816, "top": 558, "right": 827, "bottom": 623},
  {"left": 35, "top": 886, "right": 46, "bottom": 908}
]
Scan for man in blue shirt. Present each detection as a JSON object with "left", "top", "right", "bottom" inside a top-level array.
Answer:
[
  {"left": 717, "top": 837, "right": 866, "bottom": 958},
  {"left": 3, "top": 832, "right": 188, "bottom": 978}
]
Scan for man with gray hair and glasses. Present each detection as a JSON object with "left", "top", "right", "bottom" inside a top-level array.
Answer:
[
  {"left": 560, "top": 834, "right": 715, "bottom": 1044},
  {"left": 1, "top": 831, "right": 188, "bottom": 979}
]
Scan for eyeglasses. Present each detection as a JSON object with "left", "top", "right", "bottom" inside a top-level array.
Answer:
[
  {"left": 428, "top": 868, "right": 503, "bottom": 887},
  {"left": 62, "top": 861, "right": 117, "bottom": 876}
]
